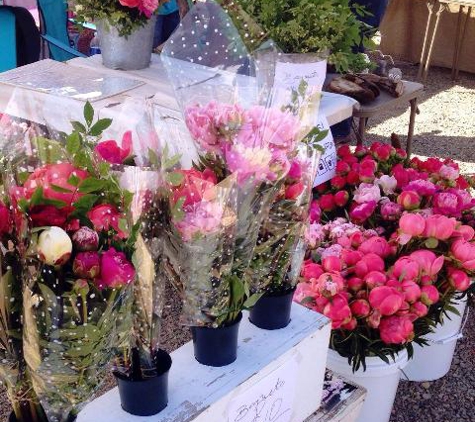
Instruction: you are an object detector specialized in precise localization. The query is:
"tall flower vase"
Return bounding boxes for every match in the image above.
[402,296,469,381]
[326,349,408,422]
[96,17,157,70]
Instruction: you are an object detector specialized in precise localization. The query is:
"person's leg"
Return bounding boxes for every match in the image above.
[153,14,165,49]
[161,10,180,43]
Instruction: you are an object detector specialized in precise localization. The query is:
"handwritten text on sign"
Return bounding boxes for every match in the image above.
[227,357,298,422]
[313,116,336,186]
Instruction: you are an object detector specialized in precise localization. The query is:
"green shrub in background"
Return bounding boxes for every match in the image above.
[237,0,374,73]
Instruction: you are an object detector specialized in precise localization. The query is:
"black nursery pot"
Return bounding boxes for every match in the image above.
[114,349,172,417]
[191,313,242,367]
[249,288,296,330]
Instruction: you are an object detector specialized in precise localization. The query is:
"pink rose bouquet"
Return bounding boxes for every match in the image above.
[1,103,138,422]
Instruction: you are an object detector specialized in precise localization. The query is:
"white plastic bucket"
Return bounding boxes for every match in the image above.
[402,297,468,382]
[326,348,408,422]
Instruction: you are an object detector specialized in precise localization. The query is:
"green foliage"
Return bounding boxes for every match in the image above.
[237,0,374,72]
[70,0,153,36]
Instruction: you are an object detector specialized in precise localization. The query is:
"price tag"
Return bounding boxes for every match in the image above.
[313,115,336,187]
[227,356,298,422]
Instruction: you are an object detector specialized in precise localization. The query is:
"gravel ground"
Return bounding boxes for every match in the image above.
[0,63,474,421]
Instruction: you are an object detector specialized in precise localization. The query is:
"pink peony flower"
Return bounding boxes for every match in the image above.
[439,164,459,181]
[398,213,426,244]
[409,250,444,278]
[301,260,324,280]
[98,248,135,289]
[451,239,475,270]
[447,267,471,291]
[171,168,217,207]
[397,191,421,210]
[294,283,315,304]
[349,201,377,224]
[410,301,428,319]
[350,299,371,318]
[353,183,381,204]
[285,182,304,200]
[403,179,438,196]
[364,271,387,289]
[342,318,358,331]
[369,286,404,316]
[354,253,385,278]
[358,236,391,258]
[73,252,100,279]
[341,250,363,267]
[347,276,364,292]
[422,214,457,240]
[381,201,403,222]
[320,194,336,212]
[367,309,382,329]
[392,257,420,281]
[379,316,414,344]
[225,144,275,183]
[433,192,463,217]
[87,204,126,238]
[72,227,99,252]
[452,225,475,241]
[288,161,302,179]
[185,103,222,154]
[23,163,89,205]
[323,293,352,329]
[138,0,160,19]
[305,223,324,249]
[94,131,132,164]
[175,201,224,241]
[334,191,349,207]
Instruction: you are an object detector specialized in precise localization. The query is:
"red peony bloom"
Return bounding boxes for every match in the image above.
[29,205,73,228]
[0,202,11,236]
[171,168,218,208]
[97,247,135,289]
[94,131,133,165]
[87,204,127,238]
[379,316,414,345]
[73,252,101,279]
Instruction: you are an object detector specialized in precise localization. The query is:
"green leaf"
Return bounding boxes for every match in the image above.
[163,153,182,170]
[67,174,81,187]
[72,194,98,214]
[229,277,245,309]
[171,197,185,222]
[66,131,81,155]
[71,121,87,134]
[89,118,113,137]
[243,292,263,309]
[50,184,73,194]
[84,101,94,127]
[166,172,184,187]
[78,178,106,194]
[148,149,159,168]
[118,218,128,234]
[30,187,44,207]
[123,190,134,209]
[17,171,30,185]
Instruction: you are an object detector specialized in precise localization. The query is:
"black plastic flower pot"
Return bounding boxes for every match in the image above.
[249,288,296,330]
[114,349,172,416]
[191,313,242,367]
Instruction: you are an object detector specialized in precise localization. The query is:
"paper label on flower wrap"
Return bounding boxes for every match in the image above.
[227,356,298,422]
[313,116,336,187]
[273,60,327,91]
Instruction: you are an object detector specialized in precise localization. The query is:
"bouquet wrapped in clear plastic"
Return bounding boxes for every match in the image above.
[0,102,138,422]
[160,0,325,302]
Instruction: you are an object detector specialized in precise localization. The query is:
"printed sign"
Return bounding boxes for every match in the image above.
[227,356,298,422]
[313,115,336,187]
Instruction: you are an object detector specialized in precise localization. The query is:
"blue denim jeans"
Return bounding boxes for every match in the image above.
[153,10,180,48]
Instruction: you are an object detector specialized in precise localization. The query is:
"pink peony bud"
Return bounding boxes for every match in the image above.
[451,239,475,270]
[349,231,365,248]
[336,161,350,175]
[350,299,371,318]
[381,201,403,222]
[397,191,421,210]
[334,191,350,207]
[337,145,352,158]
[433,192,462,217]
[358,237,392,258]
[359,166,376,183]
[322,256,342,273]
[350,201,377,224]
[420,275,433,286]
[392,257,420,281]
[369,286,405,316]
[399,213,426,241]
[73,252,101,279]
[364,271,387,289]
[309,200,321,224]
[331,176,347,190]
[346,170,360,185]
[410,301,429,319]
[342,250,363,267]
[355,253,385,278]
[315,272,345,298]
[448,267,471,292]
[373,144,394,161]
[379,316,414,344]
[423,215,457,240]
[97,247,135,289]
[285,182,305,200]
[72,227,99,252]
[323,293,352,329]
[301,261,324,280]
[293,283,315,305]
[401,280,422,304]
[347,277,365,292]
[420,285,440,305]
[367,310,382,328]
[452,225,475,241]
[319,194,335,212]
[288,161,302,179]
[341,318,358,331]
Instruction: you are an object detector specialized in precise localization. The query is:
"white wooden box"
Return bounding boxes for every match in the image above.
[78,304,331,422]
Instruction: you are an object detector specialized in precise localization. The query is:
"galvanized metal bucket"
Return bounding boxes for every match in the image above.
[96,17,156,71]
